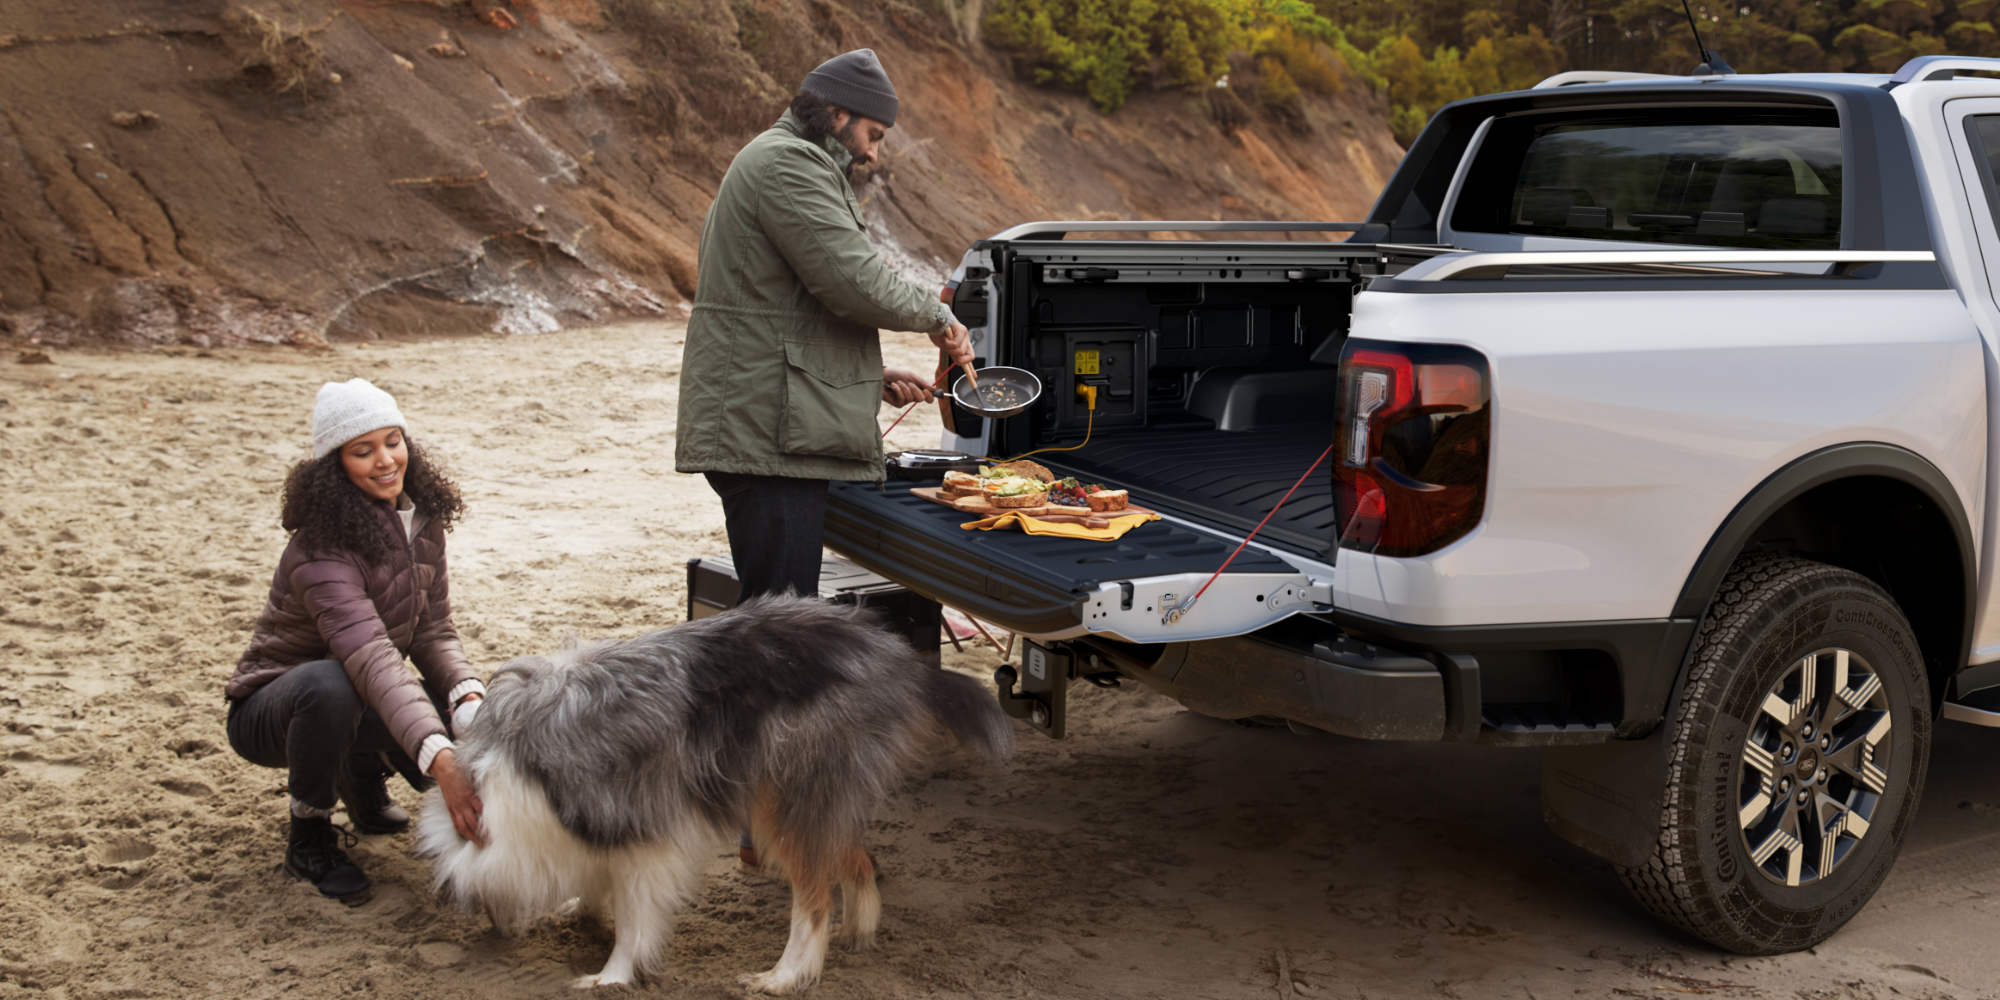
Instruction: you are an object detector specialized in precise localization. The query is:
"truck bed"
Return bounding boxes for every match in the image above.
[1036,428,1335,558]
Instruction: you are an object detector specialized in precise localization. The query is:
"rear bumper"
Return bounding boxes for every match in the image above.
[1068,610,1694,744]
[1161,631,1457,741]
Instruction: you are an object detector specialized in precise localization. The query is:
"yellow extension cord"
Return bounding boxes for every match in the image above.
[988,384,1097,464]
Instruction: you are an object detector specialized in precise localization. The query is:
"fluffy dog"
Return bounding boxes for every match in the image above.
[415,595,1013,992]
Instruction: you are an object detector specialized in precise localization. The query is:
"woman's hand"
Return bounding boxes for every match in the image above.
[450,693,482,736]
[430,747,486,846]
[882,368,937,407]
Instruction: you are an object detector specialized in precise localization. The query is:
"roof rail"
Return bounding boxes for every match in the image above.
[1407,249,1935,281]
[1533,70,1677,89]
[1887,55,2000,85]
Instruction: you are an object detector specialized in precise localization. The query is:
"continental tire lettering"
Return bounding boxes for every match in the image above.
[1709,752,1735,874]
[1834,608,1886,631]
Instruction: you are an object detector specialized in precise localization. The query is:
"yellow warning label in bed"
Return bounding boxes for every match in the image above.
[1074,350,1100,375]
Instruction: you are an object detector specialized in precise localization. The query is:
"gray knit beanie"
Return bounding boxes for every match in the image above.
[312,378,407,459]
[802,48,898,126]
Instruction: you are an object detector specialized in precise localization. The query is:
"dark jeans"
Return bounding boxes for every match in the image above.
[704,471,830,602]
[226,659,431,811]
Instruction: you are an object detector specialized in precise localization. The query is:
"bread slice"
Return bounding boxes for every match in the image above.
[993,459,1053,483]
[1086,489,1129,512]
[990,490,1049,509]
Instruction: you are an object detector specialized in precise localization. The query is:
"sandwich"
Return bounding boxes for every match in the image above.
[983,473,1049,509]
[990,459,1054,483]
[941,469,983,498]
[990,489,1050,509]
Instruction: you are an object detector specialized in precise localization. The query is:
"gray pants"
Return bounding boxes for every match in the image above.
[226,659,432,810]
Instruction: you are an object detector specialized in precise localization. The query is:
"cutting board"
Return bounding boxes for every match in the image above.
[910,486,1152,528]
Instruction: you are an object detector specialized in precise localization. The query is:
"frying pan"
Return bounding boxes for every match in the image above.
[951,366,1042,418]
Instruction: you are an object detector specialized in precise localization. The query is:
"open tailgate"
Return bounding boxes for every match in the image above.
[825,482,1310,639]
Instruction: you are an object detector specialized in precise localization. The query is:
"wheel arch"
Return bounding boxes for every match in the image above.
[1542,443,1970,872]
[1671,442,1975,712]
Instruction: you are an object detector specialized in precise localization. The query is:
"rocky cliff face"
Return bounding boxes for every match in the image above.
[0,0,1405,346]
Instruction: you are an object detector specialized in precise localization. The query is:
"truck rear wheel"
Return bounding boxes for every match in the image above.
[1619,554,1930,953]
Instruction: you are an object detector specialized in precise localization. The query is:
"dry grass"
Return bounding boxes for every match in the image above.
[223,5,337,94]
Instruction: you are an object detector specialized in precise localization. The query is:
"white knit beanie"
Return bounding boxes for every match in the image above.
[312,378,408,459]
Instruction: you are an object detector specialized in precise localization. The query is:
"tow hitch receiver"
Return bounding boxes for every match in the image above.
[994,641,1072,738]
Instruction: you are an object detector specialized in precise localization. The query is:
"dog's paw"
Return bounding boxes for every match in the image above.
[738,969,813,995]
[833,927,876,952]
[571,972,632,990]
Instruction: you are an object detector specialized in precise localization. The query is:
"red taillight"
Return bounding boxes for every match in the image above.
[1334,340,1490,557]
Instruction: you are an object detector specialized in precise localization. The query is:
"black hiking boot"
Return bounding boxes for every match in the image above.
[285,815,371,903]
[337,754,410,835]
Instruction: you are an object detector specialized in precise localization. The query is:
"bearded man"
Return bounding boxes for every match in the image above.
[676,47,975,602]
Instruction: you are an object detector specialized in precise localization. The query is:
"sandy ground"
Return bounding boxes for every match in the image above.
[4,321,2000,1000]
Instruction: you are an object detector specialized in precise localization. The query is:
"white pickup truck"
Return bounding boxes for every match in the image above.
[824,55,2000,953]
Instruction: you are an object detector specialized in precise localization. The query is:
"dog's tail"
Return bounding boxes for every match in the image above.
[922,667,1015,759]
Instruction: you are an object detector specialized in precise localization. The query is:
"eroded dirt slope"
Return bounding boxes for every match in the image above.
[0,0,1404,346]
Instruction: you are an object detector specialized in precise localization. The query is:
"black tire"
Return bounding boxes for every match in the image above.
[1619,554,1931,954]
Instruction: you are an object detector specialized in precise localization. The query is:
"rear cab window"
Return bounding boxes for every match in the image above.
[1449,107,1844,249]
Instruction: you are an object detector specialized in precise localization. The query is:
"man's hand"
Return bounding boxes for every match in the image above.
[430,747,486,847]
[927,321,975,380]
[882,368,936,407]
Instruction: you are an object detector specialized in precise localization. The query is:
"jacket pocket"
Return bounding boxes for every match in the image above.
[778,338,880,463]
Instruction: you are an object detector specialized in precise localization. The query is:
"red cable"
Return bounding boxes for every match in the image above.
[1187,442,1337,607]
[880,379,949,439]
[880,398,923,438]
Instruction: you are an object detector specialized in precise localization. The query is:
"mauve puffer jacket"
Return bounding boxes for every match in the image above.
[227,500,477,762]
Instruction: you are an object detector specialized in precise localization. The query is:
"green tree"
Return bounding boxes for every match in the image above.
[1833,22,1908,70]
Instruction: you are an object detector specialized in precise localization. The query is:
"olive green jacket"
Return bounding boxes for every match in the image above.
[676,110,950,482]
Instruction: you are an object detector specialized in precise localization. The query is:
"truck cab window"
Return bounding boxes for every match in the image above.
[1452,109,1843,249]
[1962,116,2000,225]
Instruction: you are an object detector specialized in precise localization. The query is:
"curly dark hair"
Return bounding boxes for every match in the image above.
[789,91,840,143]
[280,438,464,564]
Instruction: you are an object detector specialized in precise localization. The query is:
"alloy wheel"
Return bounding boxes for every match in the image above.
[1737,647,1893,887]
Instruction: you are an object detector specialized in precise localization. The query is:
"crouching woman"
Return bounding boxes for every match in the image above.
[224,378,487,903]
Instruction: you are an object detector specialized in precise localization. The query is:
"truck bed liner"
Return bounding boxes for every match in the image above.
[1037,428,1337,558]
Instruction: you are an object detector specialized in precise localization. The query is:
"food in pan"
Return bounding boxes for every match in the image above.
[972,382,1027,410]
